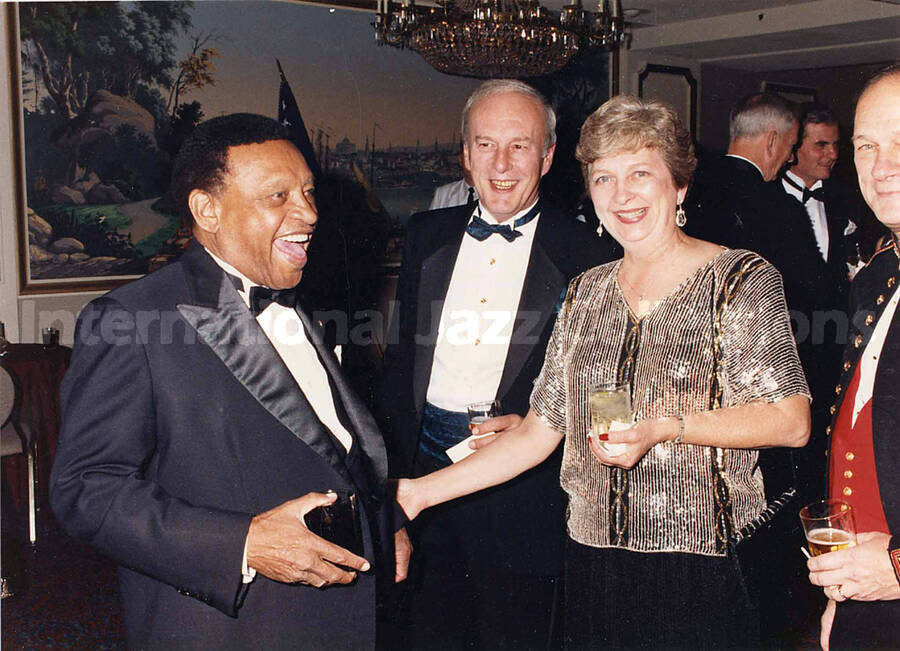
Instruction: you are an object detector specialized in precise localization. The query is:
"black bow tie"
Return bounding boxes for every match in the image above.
[783,174,825,204]
[248,285,299,316]
[801,186,826,204]
[465,202,540,242]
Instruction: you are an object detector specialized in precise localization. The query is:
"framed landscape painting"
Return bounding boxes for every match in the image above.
[9,1,482,293]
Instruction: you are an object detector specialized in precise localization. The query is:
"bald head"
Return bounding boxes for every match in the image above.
[853,66,900,233]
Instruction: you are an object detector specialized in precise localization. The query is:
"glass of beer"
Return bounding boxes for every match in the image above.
[589,382,632,457]
[467,400,502,432]
[799,499,857,556]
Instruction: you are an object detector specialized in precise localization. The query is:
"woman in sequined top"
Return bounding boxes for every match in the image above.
[396,96,811,648]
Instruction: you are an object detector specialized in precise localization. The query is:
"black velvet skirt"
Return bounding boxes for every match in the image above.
[564,539,759,650]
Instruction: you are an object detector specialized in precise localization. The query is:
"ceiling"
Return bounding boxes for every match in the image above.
[321,0,900,72]
[612,0,900,71]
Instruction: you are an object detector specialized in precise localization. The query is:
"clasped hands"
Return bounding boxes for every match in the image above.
[246,491,411,588]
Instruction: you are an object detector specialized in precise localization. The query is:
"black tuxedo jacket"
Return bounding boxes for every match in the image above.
[825,241,900,644]
[377,201,616,575]
[50,244,391,649]
[686,156,831,316]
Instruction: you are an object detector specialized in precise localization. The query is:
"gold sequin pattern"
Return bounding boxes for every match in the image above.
[531,249,810,556]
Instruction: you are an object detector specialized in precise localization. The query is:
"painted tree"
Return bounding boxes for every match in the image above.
[165,33,219,118]
[19,2,193,119]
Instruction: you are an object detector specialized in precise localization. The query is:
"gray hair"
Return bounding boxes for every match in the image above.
[729,92,797,143]
[461,79,557,154]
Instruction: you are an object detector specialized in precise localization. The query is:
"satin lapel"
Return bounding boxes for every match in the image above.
[295,305,388,488]
[412,211,469,411]
[177,269,349,479]
[496,210,566,401]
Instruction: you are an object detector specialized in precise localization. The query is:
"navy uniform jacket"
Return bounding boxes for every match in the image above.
[824,239,900,647]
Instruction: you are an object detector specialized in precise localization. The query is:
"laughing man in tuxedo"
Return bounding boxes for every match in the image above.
[50,114,409,649]
[378,80,615,649]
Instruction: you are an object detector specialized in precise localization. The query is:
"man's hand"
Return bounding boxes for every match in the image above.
[808,531,900,602]
[246,492,370,587]
[469,413,523,450]
[819,599,836,651]
[394,527,412,583]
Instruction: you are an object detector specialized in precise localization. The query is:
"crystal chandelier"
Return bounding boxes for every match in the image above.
[374,0,625,78]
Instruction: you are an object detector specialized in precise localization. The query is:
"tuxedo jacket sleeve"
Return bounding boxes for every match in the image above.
[50,294,252,616]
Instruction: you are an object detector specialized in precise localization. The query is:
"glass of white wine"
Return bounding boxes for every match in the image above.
[799,499,857,557]
[467,400,502,432]
[589,382,632,457]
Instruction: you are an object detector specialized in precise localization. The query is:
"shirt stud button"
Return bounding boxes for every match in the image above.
[480,297,487,304]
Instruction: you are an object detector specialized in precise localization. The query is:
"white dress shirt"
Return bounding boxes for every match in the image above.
[429,179,476,211]
[783,170,829,261]
[852,284,900,427]
[206,250,355,584]
[207,251,353,452]
[426,202,539,412]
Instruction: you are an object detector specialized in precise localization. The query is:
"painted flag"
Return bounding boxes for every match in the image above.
[276,59,321,177]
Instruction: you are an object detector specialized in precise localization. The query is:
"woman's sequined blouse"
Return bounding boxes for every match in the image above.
[531,249,810,556]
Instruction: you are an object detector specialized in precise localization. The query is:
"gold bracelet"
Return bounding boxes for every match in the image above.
[674,415,685,444]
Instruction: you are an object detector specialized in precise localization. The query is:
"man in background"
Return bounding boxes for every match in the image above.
[429,145,477,210]
[780,102,855,502]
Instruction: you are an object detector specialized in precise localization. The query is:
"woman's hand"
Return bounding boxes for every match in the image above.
[469,413,524,450]
[394,478,426,522]
[587,417,675,469]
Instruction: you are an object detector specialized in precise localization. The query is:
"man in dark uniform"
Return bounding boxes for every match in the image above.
[807,64,900,650]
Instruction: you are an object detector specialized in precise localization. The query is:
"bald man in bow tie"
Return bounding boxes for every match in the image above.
[378,80,616,649]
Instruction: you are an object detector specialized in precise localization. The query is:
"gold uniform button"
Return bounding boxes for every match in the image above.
[845,452,855,461]
[888,277,896,288]
[843,487,852,496]
[866,314,875,326]
[830,405,836,415]
[854,335,863,348]
[835,385,842,395]
[826,425,832,435]
[843,361,852,371]
[844,470,853,479]
[877,294,885,305]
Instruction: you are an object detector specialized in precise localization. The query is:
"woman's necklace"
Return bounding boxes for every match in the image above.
[618,269,649,302]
